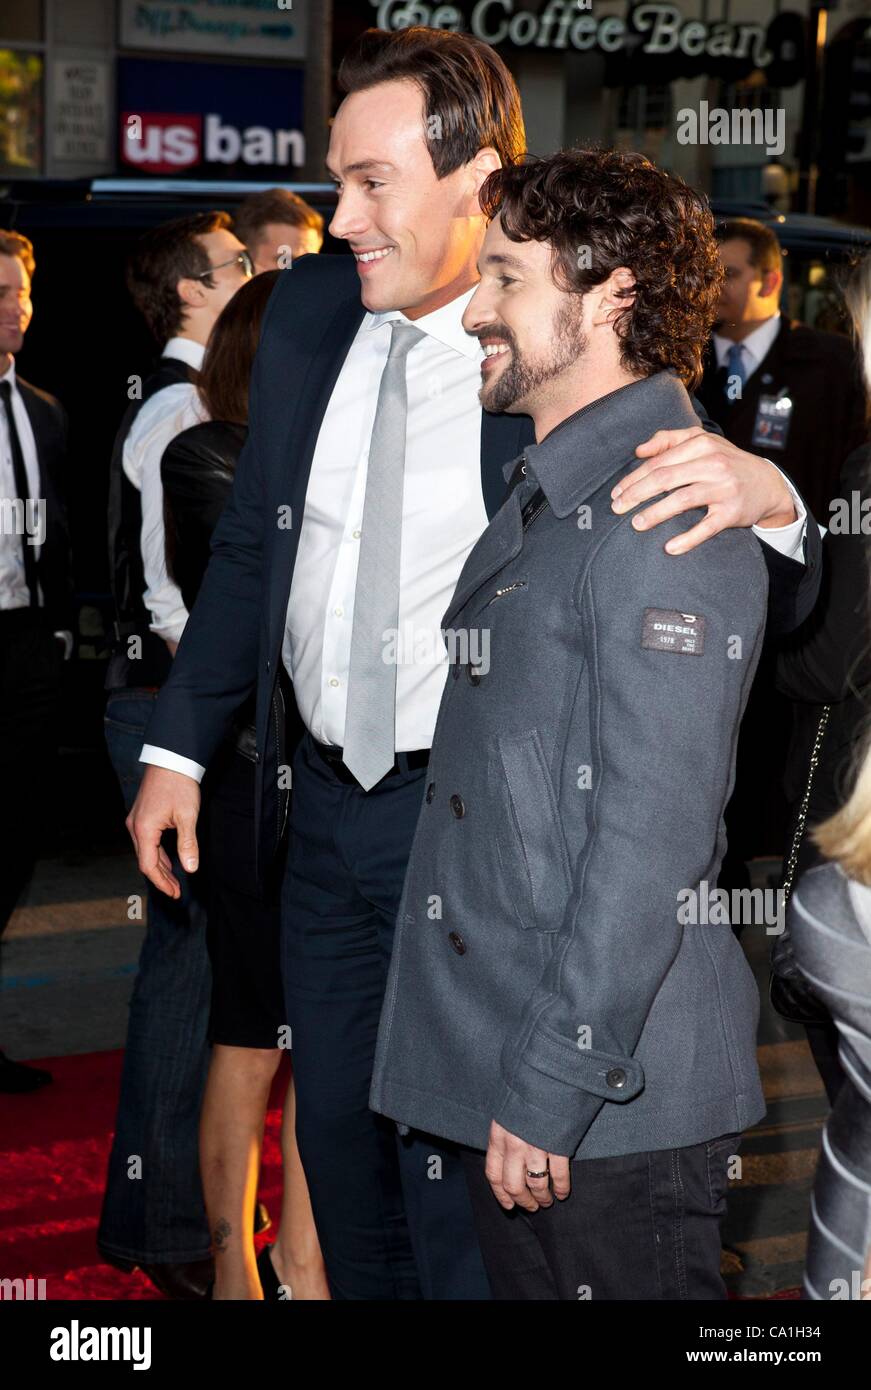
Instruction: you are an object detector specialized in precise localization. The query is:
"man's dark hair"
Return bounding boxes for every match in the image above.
[715,217,783,278]
[337,26,525,177]
[233,188,324,249]
[126,210,232,344]
[479,148,724,390]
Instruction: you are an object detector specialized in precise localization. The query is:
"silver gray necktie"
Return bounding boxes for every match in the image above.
[342,321,424,789]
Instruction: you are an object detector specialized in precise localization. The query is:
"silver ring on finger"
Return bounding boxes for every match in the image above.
[526,1168,549,1179]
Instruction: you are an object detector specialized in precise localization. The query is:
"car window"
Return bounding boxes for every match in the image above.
[780,250,855,335]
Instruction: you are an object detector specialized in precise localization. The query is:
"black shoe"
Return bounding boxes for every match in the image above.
[0,1051,52,1092]
[257,1243,287,1300]
[99,1249,214,1301]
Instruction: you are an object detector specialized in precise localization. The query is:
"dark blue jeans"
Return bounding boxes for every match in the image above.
[98,690,212,1265]
[281,733,492,1301]
[461,1131,742,1299]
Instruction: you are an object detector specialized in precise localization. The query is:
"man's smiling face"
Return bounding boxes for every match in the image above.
[462,215,588,416]
[327,78,494,319]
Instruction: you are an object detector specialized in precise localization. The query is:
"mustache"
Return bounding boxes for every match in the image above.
[473,324,517,351]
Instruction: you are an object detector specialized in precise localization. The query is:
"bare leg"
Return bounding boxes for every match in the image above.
[268,1070,331,1300]
[200,1044,280,1300]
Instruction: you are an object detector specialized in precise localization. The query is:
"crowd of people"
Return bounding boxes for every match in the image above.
[2,23,871,1302]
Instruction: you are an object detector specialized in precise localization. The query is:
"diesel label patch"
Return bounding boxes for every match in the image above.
[641,608,706,655]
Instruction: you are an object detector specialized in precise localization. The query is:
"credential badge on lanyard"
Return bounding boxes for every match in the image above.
[751,385,793,451]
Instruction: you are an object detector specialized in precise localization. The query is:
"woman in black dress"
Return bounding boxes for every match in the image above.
[162,271,328,1300]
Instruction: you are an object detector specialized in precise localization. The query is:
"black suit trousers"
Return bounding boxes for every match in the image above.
[0,610,63,929]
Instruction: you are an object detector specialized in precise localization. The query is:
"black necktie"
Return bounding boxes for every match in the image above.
[0,378,39,607]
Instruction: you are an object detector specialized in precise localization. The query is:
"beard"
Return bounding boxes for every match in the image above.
[481,299,588,414]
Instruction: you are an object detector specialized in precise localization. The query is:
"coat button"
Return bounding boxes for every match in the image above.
[467,662,482,685]
[450,794,465,818]
[448,931,466,955]
[425,781,435,804]
[606,1067,627,1089]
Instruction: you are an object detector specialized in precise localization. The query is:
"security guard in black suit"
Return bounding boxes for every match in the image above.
[697,219,868,892]
[696,218,867,522]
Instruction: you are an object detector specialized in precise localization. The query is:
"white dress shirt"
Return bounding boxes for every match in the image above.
[713,312,782,381]
[122,337,206,644]
[0,357,72,656]
[141,293,809,783]
[285,288,488,750]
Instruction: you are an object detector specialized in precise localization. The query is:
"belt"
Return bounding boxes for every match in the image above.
[310,737,430,786]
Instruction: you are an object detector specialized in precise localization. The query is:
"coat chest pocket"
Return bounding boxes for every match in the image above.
[494,729,573,932]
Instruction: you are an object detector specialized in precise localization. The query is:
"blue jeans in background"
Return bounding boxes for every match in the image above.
[98,690,212,1265]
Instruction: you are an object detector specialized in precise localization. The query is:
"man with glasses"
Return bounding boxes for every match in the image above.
[100,211,251,1300]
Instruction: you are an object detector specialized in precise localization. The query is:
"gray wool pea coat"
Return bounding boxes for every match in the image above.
[370,370,769,1159]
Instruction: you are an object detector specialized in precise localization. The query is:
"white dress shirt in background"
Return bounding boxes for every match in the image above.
[713,311,782,382]
[0,357,72,657]
[141,293,809,783]
[122,337,206,645]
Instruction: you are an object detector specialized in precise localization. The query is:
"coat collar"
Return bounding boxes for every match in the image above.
[510,370,700,519]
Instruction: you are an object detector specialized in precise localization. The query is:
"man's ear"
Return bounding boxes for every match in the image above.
[761,267,783,301]
[176,275,206,311]
[592,266,636,327]
[468,146,502,199]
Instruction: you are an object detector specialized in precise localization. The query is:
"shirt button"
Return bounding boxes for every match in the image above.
[450,794,465,819]
[425,782,435,804]
[352,529,361,539]
[606,1068,627,1089]
[328,677,339,688]
[448,931,466,955]
[333,606,344,617]
[266,658,271,672]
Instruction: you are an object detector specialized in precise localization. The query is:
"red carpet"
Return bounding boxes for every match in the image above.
[1,1050,801,1301]
[0,1049,286,1300]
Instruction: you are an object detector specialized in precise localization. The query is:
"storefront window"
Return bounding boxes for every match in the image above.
[0,49,43,174]
[618,84,672,133]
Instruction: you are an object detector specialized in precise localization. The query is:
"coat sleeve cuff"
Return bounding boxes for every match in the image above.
[493,1027,645,1155]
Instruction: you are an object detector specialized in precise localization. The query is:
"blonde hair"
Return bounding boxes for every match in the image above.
[813,253,871,879]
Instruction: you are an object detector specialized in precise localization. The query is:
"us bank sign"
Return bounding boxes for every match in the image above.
[370,1,778,66]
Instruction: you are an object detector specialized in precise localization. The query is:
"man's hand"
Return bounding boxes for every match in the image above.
[611,425,797,555]
[127,764,201,899]
[485,1120,571,1212]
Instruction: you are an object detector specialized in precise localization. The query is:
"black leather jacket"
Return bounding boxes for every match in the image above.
[161,419,258,744]
[161,418,246,613]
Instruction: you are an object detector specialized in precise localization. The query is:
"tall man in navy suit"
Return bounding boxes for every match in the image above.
[127,27,820,1299]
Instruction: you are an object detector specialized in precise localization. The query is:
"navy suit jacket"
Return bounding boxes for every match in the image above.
[144,254,821,870]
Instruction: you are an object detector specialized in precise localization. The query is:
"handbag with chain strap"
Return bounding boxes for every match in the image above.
[769,705,833,1025]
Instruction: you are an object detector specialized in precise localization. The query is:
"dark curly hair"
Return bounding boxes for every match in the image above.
[479,148,724,390]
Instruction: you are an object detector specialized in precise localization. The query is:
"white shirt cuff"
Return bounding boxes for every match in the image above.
[750,464,807,563]
[140,743,206,783]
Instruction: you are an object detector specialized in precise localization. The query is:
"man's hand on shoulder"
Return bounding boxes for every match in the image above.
[127,764,201,899]
[611,425,797,554]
